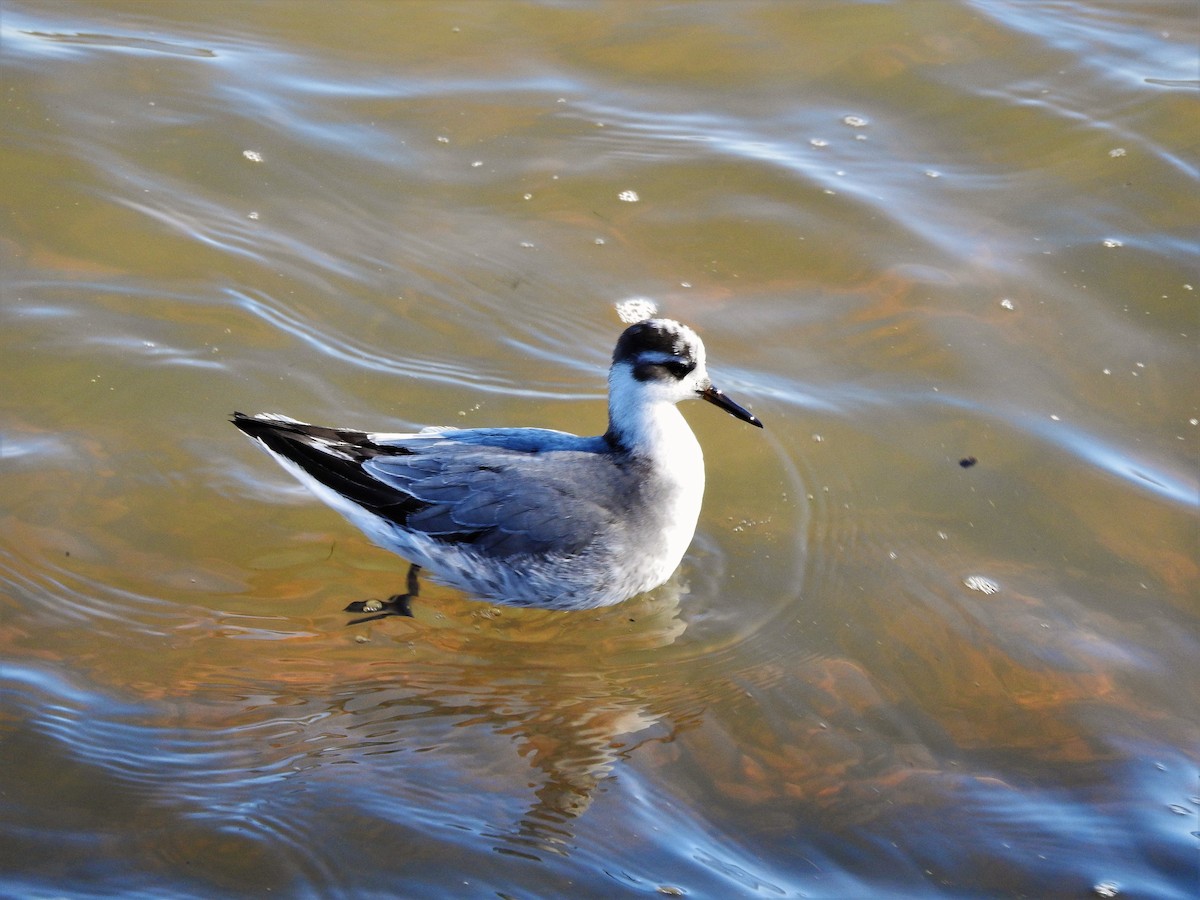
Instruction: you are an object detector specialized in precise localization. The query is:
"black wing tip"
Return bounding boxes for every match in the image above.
[230,410,257,435]
[230,411,285,441]
[230,410,252,428]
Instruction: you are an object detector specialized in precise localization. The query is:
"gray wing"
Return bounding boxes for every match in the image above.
[363,438,639,558]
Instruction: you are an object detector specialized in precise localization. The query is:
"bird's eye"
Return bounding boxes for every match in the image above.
[631,357,694,382]
[661,360,694,379]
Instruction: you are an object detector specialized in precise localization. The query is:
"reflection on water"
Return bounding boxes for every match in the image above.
[2,0,1198,897]
[2,587,702,888]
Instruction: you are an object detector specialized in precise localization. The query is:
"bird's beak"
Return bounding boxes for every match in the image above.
[701,385,763,428]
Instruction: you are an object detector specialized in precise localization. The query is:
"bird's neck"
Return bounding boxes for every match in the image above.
[605,394,704,485]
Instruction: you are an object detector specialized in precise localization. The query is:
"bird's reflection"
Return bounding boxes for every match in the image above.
[329,577,692,859]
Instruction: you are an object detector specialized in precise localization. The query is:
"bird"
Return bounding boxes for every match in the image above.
[232,317,762,615]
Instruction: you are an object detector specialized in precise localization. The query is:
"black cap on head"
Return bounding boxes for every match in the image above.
[612,319,701,384]
[612,319,695,366]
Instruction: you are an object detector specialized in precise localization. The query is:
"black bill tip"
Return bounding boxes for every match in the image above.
[701,386,763,428]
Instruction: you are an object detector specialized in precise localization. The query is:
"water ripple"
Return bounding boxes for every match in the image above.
[761,372,1197,509]
[227,287,590,400]
[3,1,1197,896]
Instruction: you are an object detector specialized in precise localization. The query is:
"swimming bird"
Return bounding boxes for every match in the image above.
[232,318,762,613]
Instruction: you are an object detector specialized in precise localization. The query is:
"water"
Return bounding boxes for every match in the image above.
[2,1,1197,896]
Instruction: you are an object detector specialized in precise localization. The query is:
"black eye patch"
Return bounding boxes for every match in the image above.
[660,359,694,378]
[632,358,695,382]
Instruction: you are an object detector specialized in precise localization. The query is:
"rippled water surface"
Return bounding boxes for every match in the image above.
[3,1,1197,897]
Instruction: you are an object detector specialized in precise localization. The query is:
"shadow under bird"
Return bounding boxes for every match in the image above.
[232,318,762,615]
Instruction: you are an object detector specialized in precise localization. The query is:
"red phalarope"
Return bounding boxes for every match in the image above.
[233,318,762,616]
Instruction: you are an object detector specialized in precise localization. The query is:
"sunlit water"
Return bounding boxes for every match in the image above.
[2,2,1197,897]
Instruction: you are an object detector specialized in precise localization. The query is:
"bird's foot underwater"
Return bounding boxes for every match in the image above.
[345,564,421,624]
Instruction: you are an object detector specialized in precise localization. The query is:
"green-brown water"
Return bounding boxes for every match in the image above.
[2,2,1197,897]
